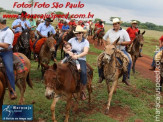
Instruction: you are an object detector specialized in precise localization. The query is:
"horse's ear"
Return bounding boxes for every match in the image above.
[22,27,24,31]
[138,30,140,35]
[142,30,145,35]
[41,63,49,70]
[47,32,50,38]
[53,63,57,70]
[113,37,120,45]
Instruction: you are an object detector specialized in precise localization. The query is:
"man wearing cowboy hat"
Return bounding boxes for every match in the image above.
[126,20,141,56]
[36,17,56,38]
[12,11,31,33]
[98,18,132,86]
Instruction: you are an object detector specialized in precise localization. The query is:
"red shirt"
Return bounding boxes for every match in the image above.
[58,23,63,30]
[160,35,163,42]
[68,21,76,26]
[126,27,139,41]
[97,24,104,29]
[95,23,99,27]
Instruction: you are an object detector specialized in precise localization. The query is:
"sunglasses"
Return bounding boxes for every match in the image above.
[113,22,120,25]
[75,32,82,34]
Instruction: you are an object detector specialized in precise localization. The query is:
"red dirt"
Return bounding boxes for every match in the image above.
[88,37,155,82]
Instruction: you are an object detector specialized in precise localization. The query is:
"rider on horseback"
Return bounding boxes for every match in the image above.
[126,20,140,56]
[0,16,17,99]
[98,18,132,86]
[12,11,31,46]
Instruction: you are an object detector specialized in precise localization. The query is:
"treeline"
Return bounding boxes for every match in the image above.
[0,7,19,14]
[121,22,163,31]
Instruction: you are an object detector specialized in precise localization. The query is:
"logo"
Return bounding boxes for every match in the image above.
[2,105,33,121]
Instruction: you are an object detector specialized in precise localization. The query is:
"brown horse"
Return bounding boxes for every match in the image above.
[38,35,56,78]
[0,71,6,114]
[128,30,145,73]
[98,38,131,114]
[42,62,93,122]
[0,53,33,106]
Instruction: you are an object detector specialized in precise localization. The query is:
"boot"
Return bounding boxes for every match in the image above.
[149,66,155,71]
[98,77,103,83]
[139,53,143,57]
[9,88,17,100]
[122,72,130,86]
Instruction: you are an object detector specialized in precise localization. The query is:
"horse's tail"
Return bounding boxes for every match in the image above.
[26,72,33,88]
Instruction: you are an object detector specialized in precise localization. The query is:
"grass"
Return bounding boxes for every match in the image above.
[1,44,162,122]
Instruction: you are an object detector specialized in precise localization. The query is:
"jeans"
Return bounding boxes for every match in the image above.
[0,50,15,91]
[151,47,163,67]
[78,60,87,85]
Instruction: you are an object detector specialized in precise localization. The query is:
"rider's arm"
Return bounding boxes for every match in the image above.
[37,31,46,38]
[103,30,111,46]
[117,30,131,46]
[0,43,9,49]
[77,47,89,58]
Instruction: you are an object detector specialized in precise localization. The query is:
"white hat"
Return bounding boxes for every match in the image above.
[73,25,87,33]
[131,20,138,24]
[112,18,122,24]
[0,16,6,23]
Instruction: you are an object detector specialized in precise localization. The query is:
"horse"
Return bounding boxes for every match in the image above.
[98,37,131,114]
[127,30,145,73]
[0,71,6,114]
[13,29,31,59]
[93,29,105,46]
[42,61,93,122]
[0,53,33,105]
[38,34,56,78]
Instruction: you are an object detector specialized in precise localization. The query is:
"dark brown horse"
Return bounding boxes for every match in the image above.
[38,35,56,78]
[0,71,6,114]
[128,30,145,73]
[42,62,93,122]
[0,53,33,106]
[13,29,31,59]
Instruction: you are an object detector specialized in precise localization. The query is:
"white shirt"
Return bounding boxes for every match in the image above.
[0,27,14,50]
[103,28,130,50]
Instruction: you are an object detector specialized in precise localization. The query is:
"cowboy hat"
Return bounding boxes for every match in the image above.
[0,16,6,23]
[73,25,87,33]
[131,20,138,24]
[45,18,53,22]
[112,18,123,24]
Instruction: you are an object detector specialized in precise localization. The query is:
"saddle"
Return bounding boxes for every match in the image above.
[0,53,27,75]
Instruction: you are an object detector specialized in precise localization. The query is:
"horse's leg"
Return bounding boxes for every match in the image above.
[19,77,26,104]
[51,94,60,122]
[105,79,118,115]
[64,94,72,122]
[132,56,137,74]
[0,80,4,114]
[87,80,92,106]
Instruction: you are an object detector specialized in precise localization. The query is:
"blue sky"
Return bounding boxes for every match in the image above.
[0,0,163,25]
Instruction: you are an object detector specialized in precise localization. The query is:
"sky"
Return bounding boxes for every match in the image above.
[0,0,163,25]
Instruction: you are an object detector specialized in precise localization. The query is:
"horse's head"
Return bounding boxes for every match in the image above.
[135,30,145,46]
[103,37,120,63]
[46,35,56,52]
[20,29,30,48]
[42,63,58,99]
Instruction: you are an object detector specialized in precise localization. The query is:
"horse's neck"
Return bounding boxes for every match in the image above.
[104,56,116,75]
[132,39,140,52]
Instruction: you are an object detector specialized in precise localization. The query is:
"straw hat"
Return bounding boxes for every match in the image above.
[112,18,123,24]
[73,25,87,33]
[131,20,138,24]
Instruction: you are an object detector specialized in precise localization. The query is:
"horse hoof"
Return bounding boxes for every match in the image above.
[105,108,109,115]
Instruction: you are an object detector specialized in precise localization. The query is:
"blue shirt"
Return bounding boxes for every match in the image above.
[62,25,70,31]
[0,27,14,50]
[36,23,56,37]
[12,19,31,33]
[68,37,89,61]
